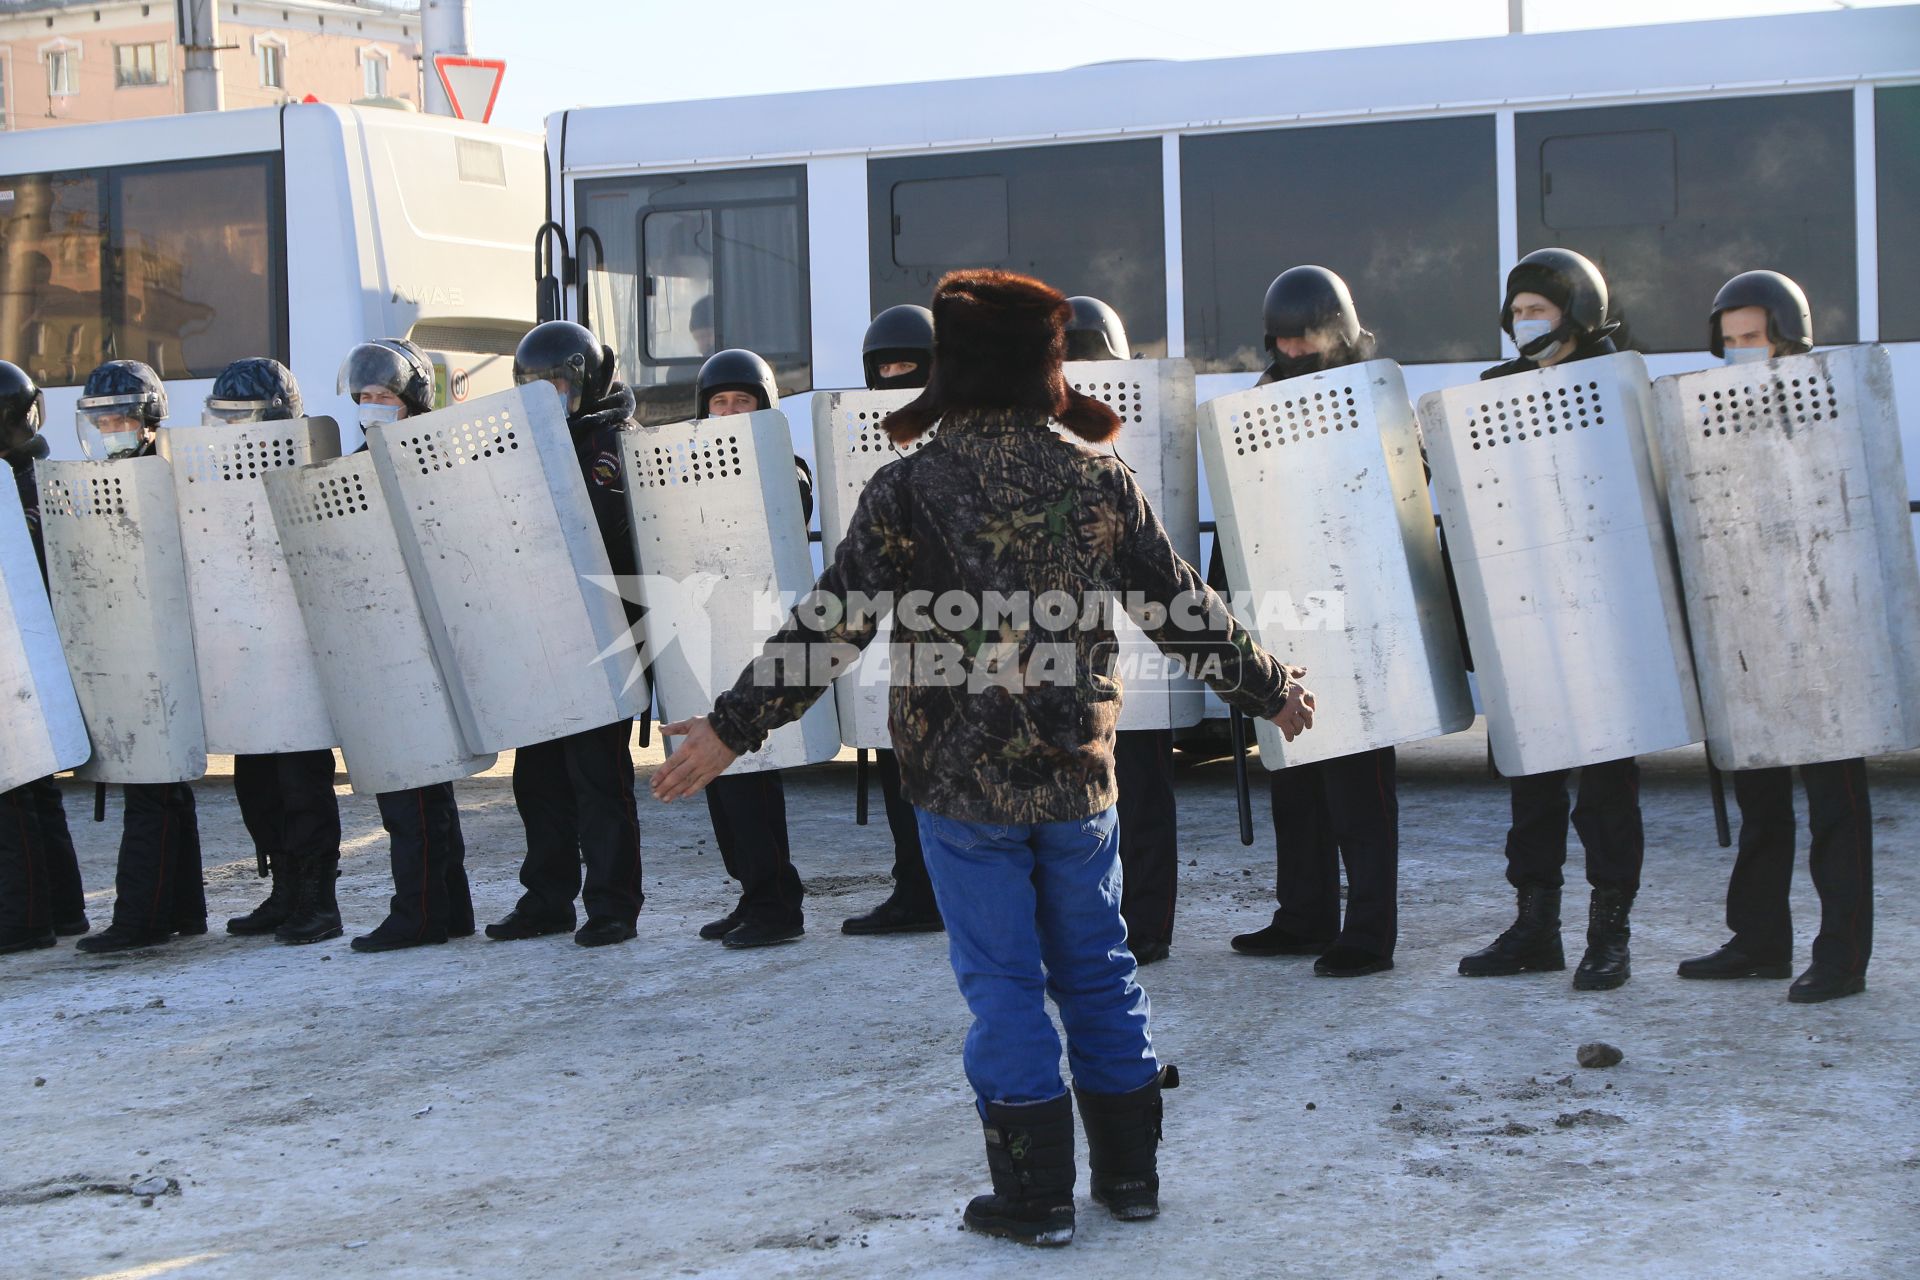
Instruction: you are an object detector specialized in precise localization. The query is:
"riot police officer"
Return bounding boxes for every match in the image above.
[492,321,644,948]
[841,306,944,935]
[1225,267,1399,977]
[1457,248,1642,991]
[1062,296,1177,965]
[335,339,478,952]
[0,360,88,954]
[205,359,348,946]
[1676,271,1870,1004]
[688,348,810,947]
[67,360,209,954]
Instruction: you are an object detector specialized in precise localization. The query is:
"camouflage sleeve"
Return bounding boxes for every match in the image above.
[706,460,914,756]
[1112,468,1294,720]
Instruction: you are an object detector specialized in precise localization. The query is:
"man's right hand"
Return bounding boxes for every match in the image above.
[1270,665,1315,741]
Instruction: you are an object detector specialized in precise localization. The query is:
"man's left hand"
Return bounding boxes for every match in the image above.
[650,716,740,801]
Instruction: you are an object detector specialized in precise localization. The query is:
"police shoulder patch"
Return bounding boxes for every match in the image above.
[592,450,622,490]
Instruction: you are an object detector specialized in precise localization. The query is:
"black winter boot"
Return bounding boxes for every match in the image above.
[1573,888,1633,991]
[1076,1065,1179,1221]
[965,1095,1077,1247]
[275,855,343,945]
[1458,885,1565,977]
[227,861,297,936]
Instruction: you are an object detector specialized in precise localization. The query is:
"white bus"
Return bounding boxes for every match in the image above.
[0,102,542,455]
[543,5,1920,517]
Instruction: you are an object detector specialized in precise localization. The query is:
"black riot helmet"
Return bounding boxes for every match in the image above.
[1499,247,1612,340]
[696,348,778,417]
[1264,266,1367,354]
[76,359,168,459]
[207,358,303,423]
[1708,270,1814,358]
[862,305,934,390]
[337,338,435,416]
[1063,296,1129,362]
[513,320,614,416]
[0,360,46,458]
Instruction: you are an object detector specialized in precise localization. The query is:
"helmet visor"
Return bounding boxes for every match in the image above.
[338,344,415,402]
[513,362,582,413]
[203,398,274,425]
[75,399,153,461]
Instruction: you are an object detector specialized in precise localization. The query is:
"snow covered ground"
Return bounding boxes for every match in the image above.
[3,726,1915,1280]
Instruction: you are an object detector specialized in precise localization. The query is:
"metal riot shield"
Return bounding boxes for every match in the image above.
[37,457,207,783]
[812,388,925,750]
[160,418,341,754]
[264,453,497,794]
[1652,345,1920,769]
[623,408,842,773]
[1418,352,1704,776]
[366,383,645,754]
[1200,361,1473,768]
[0,477,88,791]
[1064,359,1203,730]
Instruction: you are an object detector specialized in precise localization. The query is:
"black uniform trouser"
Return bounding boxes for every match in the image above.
[874,750,934,910]
[704,770,804,926]
[1268,745,1399,956]
[0,777,85,934]
[1504,758,1643,895]
[1114,729,1179,946]
[512,718,642,925]
[1728,759,1872,974]
[233,749,343,875]
[111,782,204,932]
[375,783,473,940]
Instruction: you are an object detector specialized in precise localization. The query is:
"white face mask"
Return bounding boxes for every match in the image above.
[101,430,144,458]
[1511,317,1562,363]
[357,402,402,429]
[1722,345,1771,366]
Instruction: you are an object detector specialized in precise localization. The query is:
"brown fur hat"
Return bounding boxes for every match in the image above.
[882,269,1122,445]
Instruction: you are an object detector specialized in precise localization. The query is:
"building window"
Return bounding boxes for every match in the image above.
[361,51,387,98]
[867,139,1167,357]
[1515,92,1856,353]
[1180,116,1499,369]
[114,43,167,88]
[258,40,285,90]
[576,165,811,425]
[45,46,77,97]
[0,153,288,387]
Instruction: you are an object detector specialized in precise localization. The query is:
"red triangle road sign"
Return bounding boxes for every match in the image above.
[432,55,506,123]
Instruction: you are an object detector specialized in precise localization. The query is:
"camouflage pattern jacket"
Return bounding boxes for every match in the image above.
[708,408,1296,824]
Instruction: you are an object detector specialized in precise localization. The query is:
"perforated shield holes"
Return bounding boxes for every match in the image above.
[37,473,127,520]
[1225,385,1363,456]
[632,435,745,488]
[1691,369,1842,440]
[399,409,520,476]
[1463,380,1607,452]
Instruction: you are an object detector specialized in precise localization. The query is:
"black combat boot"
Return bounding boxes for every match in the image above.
[965,1095,1078,1247]
[1,925,57,955]
[841,892,944,936]
[1572,888,1633,991]
[1076,1065,1179,1221]
[1458,885,1564,977]
[226,860,298,936]
[275,855,343,945]
[74,922,174,954]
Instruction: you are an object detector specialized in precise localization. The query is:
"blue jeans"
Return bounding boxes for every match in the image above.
[916,805,1159,1112]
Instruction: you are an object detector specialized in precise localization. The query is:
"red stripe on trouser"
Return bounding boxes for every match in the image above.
[147,808,172,929]
[14,800,40,928]
[1841,767,1868,972]
[416,791,431,940]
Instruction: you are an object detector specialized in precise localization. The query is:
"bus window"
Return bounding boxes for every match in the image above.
[867,140,1166,357]
[576,165,810,426]
[1180,116,1499,372]
[114,154,285,379]
[1517,92,1856,353]
[1877,85,1920,343]
[0,153,285,386]
[0,172,108,388]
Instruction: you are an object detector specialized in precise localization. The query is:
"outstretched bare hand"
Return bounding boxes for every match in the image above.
[650,717,739,801]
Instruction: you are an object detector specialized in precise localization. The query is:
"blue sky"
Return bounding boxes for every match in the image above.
[473,0,1904,133]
